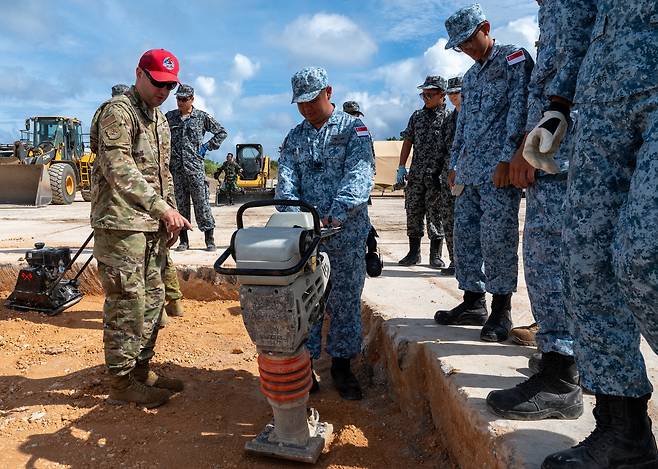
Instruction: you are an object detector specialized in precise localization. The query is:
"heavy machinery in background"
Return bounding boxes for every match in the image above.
[215,143,275,205]
[0,116,95,206]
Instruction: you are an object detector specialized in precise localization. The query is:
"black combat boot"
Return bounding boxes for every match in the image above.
[204,230,216,252]
[365,226,383,277]
[175,230,189,252]
[486,352,583,420]
[398,237,421,266]
[438,261,455,277]
[542,393,658,468]
[480,293,513,342]
[434,291,488,325]
[331,357,362,401]
[429,238,446,269]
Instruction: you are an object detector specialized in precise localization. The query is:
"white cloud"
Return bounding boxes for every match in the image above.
[280,13,377,64]
[232,54,260,80]
[493,15,539,57]
[195,76,216,96]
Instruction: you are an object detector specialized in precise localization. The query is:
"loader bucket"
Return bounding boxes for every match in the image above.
[0,163,53,206]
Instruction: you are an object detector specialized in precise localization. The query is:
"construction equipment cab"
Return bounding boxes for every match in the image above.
[236,143,271,192]
[0,116,95,206]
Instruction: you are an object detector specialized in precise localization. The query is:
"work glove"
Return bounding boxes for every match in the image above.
[198,143,208,157]
[396,166,408,185]
[523,102,569,174]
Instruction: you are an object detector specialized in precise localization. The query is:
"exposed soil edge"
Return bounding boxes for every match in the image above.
[0,262,239,301]
[362,303,521,469]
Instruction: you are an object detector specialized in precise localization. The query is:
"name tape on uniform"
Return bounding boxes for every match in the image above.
[506,50,526,66]
[355,126,369,137]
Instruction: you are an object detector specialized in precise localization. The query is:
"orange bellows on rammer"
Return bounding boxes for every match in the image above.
[258,349,312,402]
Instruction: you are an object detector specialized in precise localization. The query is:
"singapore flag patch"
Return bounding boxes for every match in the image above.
[355,126,370,137]
[506,50,526,66]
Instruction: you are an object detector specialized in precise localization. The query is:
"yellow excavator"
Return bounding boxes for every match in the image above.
[0,116,94,206]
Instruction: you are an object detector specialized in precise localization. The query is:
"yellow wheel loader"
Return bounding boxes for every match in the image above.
[215,143,275,205]
[0,116,94,206]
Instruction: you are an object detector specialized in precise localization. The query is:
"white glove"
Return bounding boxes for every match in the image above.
[523,109,568,174]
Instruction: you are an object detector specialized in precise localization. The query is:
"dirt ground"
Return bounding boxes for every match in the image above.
[0,295,455,469]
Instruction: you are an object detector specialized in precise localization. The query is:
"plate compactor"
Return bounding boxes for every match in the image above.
[215,199,337,464]
[6,233,93,315]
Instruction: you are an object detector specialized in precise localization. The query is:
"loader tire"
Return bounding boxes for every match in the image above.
[81,189,92,202]
[49,164,77,205]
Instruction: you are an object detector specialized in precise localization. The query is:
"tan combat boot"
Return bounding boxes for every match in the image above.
[509,322,539,346]
[108,374,170,408]
[165,299,184,317]
[133,361,185,393]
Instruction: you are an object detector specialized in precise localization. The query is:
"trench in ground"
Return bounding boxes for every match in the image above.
[0,262,457,468]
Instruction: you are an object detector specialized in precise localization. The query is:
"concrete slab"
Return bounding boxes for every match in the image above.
[1,196,657,468]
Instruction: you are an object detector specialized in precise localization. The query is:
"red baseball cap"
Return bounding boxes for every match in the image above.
[138,49,180,83]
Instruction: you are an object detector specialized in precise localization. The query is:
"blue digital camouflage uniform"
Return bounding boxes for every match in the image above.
[449,41,534,294]
[276,107,375,360]
[521,0,573,357]
[547,0,658,397]
[165,107,227,232]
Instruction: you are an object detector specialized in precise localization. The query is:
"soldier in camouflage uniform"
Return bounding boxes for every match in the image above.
[213,152,242,205]
[397,76,451,269]
[342,101,383,278]
[436,76,463,277]
[276,67,375,401]
[523,1,658,465]
[91,84,185,324]
[165,84,227,252]
[434,4,534,343]
[485,0,582,424]
[91,49,192,408]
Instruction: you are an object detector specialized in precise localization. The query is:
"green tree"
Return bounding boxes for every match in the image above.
[204,159,220,177]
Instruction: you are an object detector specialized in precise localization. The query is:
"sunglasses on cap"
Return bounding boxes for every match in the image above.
[142,69,177,91]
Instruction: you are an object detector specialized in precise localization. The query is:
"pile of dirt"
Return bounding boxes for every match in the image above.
[0,295,454,468]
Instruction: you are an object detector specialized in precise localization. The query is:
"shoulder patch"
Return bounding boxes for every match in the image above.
[506,50,526,66]
[355,126,369,137]
[104,124,122,141]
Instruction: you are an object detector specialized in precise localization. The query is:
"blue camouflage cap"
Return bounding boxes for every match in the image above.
[175,84,194,97]
[444,4,487,50]
[291,67,328,103]
[446,75,463,93]
[417,75,447,91]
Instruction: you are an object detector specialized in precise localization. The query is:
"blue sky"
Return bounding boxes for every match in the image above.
[0,0,539,161]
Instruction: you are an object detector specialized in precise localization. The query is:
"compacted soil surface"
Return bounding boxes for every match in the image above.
[0,295,454,468]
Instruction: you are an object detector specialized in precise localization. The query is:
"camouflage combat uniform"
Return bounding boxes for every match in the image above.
[165,108,227,232]
[520,0,574,357]
[548,0,658,397]
[214,160,242,203]
[276,107,375,360]
[90,86,175,376]
[449,42,533,295]
[91,85,182,312]
[439,108,458,262]
[400,104,450,242]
